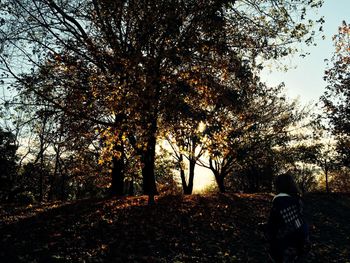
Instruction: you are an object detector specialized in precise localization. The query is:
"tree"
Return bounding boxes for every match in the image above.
[322,21,350,168]
[165,122,207,195]
[315,139,337,194]
[196,68,259,192]
[0,128,18,201]
[201,82,310,193]
[329,167,350,193]
[154,148,179,195]
[1,0,324,199]
[159,80,209,195]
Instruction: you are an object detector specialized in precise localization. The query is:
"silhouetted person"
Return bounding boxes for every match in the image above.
[266,173,309,262]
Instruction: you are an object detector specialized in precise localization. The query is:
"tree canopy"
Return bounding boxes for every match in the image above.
[0,0,326,199]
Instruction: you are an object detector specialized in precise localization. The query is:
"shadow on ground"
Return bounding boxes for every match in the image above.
[0,193,349,262]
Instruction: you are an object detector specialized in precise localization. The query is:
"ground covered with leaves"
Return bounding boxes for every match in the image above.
[0,193,349,262]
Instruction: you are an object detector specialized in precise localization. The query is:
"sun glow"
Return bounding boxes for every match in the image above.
[158,139,217,193]
[192,166,216,193]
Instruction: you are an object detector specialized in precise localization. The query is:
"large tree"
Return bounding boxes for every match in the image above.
[1,0,324,198]
[322,21,350,168]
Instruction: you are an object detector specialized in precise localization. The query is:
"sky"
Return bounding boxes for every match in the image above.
[261,0,350,106]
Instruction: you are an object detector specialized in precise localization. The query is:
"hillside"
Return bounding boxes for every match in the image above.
[0,193,349,262]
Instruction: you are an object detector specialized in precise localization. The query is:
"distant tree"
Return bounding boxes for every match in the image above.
[292,163,319,193]
[19,162,50,201]
[203,83,310,193]
[329,167,350,193]
[154,148,179,195]
[315,139,338,194]
[198,59,262,193]
[160,87,208,195]
[165,123,206,195]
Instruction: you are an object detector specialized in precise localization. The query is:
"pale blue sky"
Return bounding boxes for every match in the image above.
[261,0,350,105]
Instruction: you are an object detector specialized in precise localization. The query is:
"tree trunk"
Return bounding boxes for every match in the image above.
[60,172,66,200]
[325,160,330,194]
[128,177,134,196]
[183,159,195,195]
[111,156,125,196]
[128,124,158,203]
[179,167,188,194]
[110,137,126,196]
[48,173,54,201]
[37,114,49,202]
[39,166,44,202]
[141,134,158,198]
[209,158,226,193]
[179,153,196,195]
[49,144,61,201]
[214,171,226,193]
